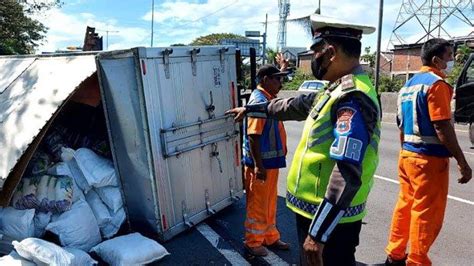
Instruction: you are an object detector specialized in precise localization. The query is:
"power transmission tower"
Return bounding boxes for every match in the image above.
[277,0,291,52]
[388,0,473,48]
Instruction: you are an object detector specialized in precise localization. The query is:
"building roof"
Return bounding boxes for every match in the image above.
[281,47,307,57]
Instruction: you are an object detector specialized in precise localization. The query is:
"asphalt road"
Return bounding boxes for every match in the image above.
[159,119,474,265]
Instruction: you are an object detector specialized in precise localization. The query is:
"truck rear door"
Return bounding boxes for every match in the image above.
[455,54,474,123]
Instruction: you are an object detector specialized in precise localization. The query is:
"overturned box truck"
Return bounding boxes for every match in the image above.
[0,46,243,245]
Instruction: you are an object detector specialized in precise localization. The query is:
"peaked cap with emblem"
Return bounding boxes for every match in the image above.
[310,14,376,50]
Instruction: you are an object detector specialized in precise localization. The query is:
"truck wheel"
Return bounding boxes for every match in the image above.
[470,123,474,147]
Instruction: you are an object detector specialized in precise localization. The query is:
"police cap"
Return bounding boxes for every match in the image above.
[310,14,375,50]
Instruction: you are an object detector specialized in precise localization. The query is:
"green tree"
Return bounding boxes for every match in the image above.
[447,44,473,85]
[361,46,376,67]
[18,0,62,14]
[0,0,60,55]
[265,48,277,64]
[190,33,248,45]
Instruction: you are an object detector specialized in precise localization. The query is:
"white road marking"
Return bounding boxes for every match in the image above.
[197,223,250,265]
[262,249,289,266]
[375,175,474,206]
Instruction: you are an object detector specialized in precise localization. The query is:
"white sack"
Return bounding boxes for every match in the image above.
[90,232,169,266]
[13,238,73,266]
[74,148,117,188]
[45,199,101,251]
[0,251,36,266]
[64,247,98,266]
[33,212,52,238]
[95,186,123,213]
[85,190,111,229]
[101,208,126,239]
[0,208,35,241]
[67,159,91,194]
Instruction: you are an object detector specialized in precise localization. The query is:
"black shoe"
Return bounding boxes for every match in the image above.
[385,256,406,266]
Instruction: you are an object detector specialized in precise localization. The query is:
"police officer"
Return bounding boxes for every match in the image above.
[226,14,380,265]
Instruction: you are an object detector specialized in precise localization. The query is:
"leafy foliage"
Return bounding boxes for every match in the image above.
[447,44,473,86]
[0,0,48,55]
[361,46,375,67]
[282,68,314,90]
[190,33,248,45]
[265,48,277,64]
[18,0,62,14]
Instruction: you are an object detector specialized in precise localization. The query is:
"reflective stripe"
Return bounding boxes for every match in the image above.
[411,88,419,135]
[261,150,285,159]
[308,132,333,148]
[286,192,365,218]
[310,120,332,136]
[321,210,345,242]
[309,203,332,238]
[246,228,266,235]
[404,134,441,144]
[369,138,379,151]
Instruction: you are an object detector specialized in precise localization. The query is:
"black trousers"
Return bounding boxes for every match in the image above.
[295,213,362,266]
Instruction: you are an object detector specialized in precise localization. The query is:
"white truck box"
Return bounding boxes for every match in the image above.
[96,47,243,240]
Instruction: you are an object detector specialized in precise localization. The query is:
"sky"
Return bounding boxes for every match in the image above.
[32,0,473,53]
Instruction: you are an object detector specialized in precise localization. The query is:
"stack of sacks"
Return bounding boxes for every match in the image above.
[74,148,125,238]
[66,148,126,239]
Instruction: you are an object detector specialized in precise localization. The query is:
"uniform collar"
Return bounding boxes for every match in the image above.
[420,66,446,78]
[257,85,276,99]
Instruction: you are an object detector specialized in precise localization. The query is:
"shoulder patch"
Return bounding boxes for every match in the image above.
[340,74,355,90]
[335,107,356,134]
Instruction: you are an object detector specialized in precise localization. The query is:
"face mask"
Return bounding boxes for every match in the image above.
[311,48,329,80]
[444,60,454,75]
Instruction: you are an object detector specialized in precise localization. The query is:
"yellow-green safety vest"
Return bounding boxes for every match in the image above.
[286,74,381,223]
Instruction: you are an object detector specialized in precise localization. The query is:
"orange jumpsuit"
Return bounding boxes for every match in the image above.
[386,66,453,265]
[244,88,287,248]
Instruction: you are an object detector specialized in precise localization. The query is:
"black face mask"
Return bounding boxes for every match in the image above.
[311,48,329,80]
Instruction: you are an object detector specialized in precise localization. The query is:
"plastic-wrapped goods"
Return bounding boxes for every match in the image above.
[12,175,73,214]
[90,233,169,266]
[43,126,69,162]
[12,238,97,266]
[48,162,84,203]
[74,148,117,188]
[0,250,36,266]
[25,150,52,176]
[46,199,102,251]
[0,208,35,241]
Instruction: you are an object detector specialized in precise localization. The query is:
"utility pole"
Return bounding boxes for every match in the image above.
[375,0,384,93]
[262,13,268,64]
[97,29,119,50]
[151,0,155,47]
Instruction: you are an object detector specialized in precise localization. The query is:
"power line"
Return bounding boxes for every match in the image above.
[178,0,239,28]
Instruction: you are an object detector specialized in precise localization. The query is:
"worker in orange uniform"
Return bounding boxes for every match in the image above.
[385,38,472,266]
[242,64,290,257]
